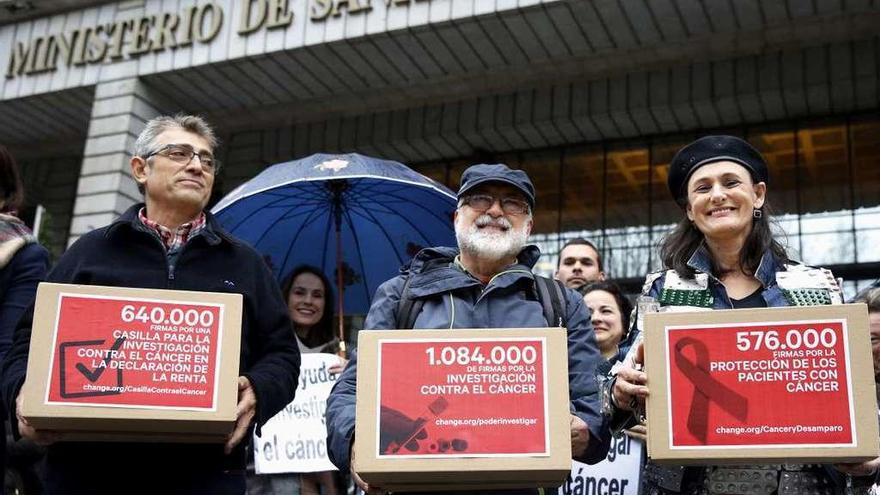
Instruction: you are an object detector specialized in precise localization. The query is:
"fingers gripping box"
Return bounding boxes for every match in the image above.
[643,304,880,465]
[353,328,573,492]
[20,283,242,442]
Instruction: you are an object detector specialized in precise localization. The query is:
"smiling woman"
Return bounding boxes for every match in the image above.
[283,266,336,352]
[685,161,766,246]
[659,135,785,294]
[581,281,632,361]
[277,264,348,495]
[248,264,347,494]
[606,135,872,495]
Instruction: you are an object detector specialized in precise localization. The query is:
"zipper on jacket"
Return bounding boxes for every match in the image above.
[166,246,192,288]
[486,268,532,286]
[132,223,177,288]
[448,293,455,329]
[166,231,208,288]
[131,214,211,289]
[478,268,533,303]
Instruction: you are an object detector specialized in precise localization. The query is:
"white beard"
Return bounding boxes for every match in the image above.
[455,213,529,261]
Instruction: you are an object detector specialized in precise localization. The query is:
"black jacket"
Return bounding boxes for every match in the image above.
[1,204,300,492]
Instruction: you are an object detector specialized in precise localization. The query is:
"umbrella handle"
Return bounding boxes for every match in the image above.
[338,340,347,359]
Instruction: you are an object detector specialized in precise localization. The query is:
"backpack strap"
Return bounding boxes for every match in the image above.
[534,276,567,327]
[394,256,454,329]
[396,273,425,329]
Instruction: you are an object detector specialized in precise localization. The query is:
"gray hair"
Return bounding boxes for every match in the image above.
[133,114,218,195]
[133,114,218,158]
[853,287,880,313]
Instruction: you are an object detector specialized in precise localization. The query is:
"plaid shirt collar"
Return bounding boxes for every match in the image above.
[138,207,206,252]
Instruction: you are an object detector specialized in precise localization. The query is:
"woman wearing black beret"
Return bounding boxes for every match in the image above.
[606,135,878,494]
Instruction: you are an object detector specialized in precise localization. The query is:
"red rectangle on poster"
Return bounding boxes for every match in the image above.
[46,293,224,410]
[665,319,854,449]
[376,338,549,457]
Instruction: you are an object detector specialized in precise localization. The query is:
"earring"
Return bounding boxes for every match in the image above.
[753,208,763,219]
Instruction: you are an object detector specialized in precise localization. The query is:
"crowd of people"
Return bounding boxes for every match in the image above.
[0,114,878,495]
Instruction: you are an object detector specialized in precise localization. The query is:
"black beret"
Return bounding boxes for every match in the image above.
[667,135,769,205]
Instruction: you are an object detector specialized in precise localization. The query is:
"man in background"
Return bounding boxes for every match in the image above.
[555,238,605,291]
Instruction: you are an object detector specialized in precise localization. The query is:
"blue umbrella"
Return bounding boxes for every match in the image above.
[211,153,458,347]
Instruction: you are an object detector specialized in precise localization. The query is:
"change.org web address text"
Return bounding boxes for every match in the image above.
[716,424,844,435]
[436,417,538,428]
[82,384,206,396]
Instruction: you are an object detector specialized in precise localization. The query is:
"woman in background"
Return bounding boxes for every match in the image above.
[283,265,342,360]
[581,281,632,363]
[0,145,49,495]
[283,265,345,495]
[248,265,346,495]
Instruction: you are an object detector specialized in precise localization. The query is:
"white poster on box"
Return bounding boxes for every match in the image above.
[558,434,642,495]
[253,353,341,474]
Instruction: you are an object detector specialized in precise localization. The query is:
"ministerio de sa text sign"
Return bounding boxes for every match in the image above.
[6,0,428,79]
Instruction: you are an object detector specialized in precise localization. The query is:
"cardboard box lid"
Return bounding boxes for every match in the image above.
[362,468,569,487]
[21,283,242,437]
[644,304,880,464]
[49,429,230,444]
[366,479,568,493]
[353,328,572,487]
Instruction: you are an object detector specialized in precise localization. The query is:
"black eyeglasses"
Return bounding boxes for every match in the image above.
[462,194,530,215]
[146,144,218,173]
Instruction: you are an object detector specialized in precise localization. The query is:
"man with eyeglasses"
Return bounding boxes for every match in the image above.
[326,163,611,495]
[1,114,300,494]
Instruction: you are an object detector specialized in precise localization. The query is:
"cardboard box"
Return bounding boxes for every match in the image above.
[20,282,243,443]
[353,328,572,492]
[643,304,880,464]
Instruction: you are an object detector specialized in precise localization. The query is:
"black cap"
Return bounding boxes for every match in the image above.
[667,135,769,205]
[458,163,536,207]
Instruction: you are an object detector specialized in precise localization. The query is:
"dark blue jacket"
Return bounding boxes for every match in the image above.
[326,246,611,493]
[1,204,300,494]
[0,240,49,495]
[0,242,49,365]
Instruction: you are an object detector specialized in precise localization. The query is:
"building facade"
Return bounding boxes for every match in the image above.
[1,0,879,297]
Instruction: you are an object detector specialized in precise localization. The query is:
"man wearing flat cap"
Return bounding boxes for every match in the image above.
[326,163,611,494]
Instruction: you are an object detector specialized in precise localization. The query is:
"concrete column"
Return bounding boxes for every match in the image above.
[68,78,163,246]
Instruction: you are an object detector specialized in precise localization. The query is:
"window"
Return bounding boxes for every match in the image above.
[410,114,880,298]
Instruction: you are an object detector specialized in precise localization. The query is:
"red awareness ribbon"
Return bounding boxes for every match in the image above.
[673,336,748,444]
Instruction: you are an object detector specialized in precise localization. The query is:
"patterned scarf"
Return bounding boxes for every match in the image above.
[0,213,36,268]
